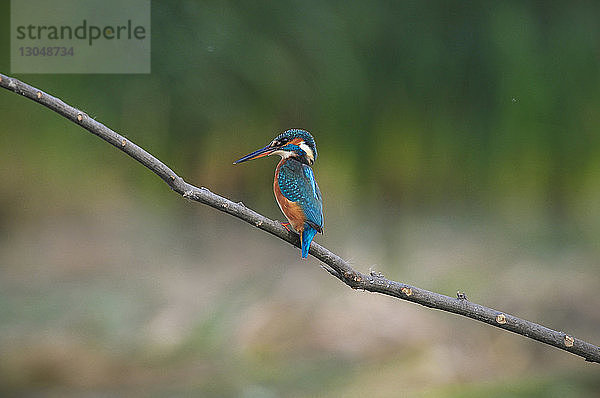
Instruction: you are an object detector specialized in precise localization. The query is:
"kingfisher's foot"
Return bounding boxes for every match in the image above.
[280,222,293,232]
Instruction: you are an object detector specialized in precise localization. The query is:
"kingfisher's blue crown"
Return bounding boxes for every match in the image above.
[272,129,317,164]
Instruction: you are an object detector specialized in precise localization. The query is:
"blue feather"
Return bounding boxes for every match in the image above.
[277,158,324,258]
[277,158,323,231]
[301,225,318,258]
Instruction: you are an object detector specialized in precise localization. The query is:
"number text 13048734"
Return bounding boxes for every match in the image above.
[18,47,74,56]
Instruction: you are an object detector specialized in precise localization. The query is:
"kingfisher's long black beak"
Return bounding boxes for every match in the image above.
[233,144,275,164]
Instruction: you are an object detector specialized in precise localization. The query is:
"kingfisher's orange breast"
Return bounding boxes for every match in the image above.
[274,159,306,233]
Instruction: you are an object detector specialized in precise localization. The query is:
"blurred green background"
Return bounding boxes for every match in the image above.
[1,1,599,397]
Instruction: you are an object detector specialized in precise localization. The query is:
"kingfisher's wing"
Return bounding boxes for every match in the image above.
[277,159,323,232]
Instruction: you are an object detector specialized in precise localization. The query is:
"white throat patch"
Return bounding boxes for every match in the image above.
[270,149,293,159]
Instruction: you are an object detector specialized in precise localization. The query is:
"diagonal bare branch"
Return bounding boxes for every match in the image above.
[1,73,598,363]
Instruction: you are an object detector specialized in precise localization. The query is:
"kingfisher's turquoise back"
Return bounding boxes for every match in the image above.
[277,158,323,257]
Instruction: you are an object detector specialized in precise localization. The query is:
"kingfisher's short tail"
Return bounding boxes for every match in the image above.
[300,225,318,258]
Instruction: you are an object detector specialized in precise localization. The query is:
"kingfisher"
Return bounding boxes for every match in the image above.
[234,129,323,258]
